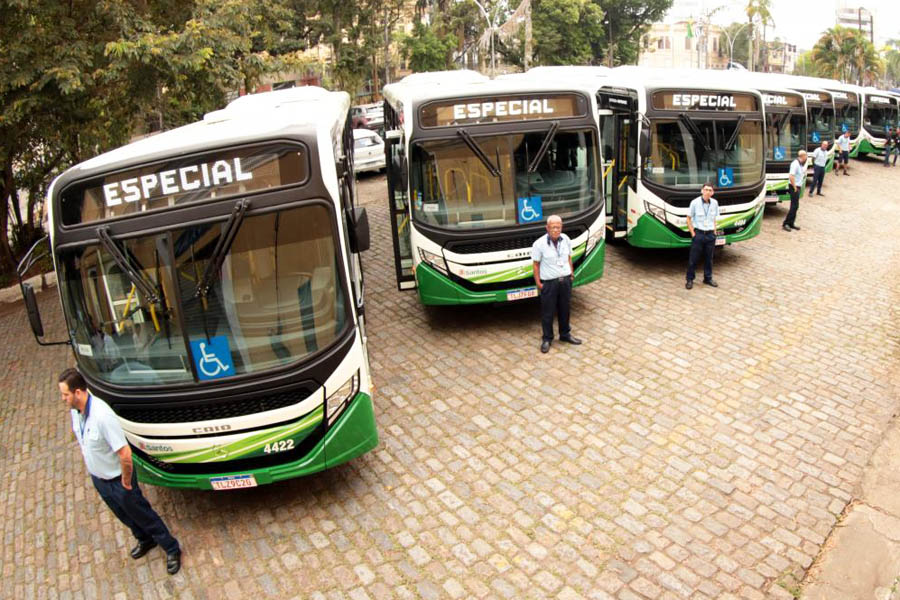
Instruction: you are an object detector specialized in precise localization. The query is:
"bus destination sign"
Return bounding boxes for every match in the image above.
[61,145,309,226]
[868,95,892,104]
[652,92,759,112]
[761,93,803,108]
[420,94,587,127]
[801,92,830,104]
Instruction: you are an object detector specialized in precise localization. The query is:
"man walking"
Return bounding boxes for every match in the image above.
[784,149,806,232]
[59,368,182,574]
[808,140,828,196]
[532,214,582,353]
[884,127,898,167]
[685,182,719,289]
[836,130,851,176]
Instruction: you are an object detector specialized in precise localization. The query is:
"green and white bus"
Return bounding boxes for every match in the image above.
[579,67,766,248]
[857,89,899,157]
[821,82,862,158]
[19,87,378,490]
[382,71,606,305]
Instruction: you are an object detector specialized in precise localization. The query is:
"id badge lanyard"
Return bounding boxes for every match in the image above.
[549,234,566,268]
[77,395,92,441]
[702,201,715,231]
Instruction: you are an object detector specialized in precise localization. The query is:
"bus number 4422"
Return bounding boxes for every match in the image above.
[264,439,295,454]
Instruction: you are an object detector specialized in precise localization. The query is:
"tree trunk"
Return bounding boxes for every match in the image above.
[0,162,16,273]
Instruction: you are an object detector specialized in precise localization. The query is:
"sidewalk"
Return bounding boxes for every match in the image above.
[802,413,900,599]
[0,271,55,305]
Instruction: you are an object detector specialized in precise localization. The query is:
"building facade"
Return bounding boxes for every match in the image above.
[639,22,729,70]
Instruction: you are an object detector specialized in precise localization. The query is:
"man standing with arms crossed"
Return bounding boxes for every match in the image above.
[685,182,720,290]
[784,149,806,232]
[836,130,851,176]
[808,139,829,196]
[59,368,182,574]
[532,215,582,353]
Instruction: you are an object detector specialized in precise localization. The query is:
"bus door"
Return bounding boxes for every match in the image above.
[384,130,416,290]
[597,91,638,237]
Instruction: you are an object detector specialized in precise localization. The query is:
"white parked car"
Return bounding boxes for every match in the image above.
[353,128,386,174]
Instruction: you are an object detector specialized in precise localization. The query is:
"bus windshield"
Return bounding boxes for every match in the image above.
[58,203,348,386]
[410,129,597,230]
[809,107,834,142]
[643,117,764,189]
[836,103,860,134]
[765,112,806,162]
[865,105,896,133]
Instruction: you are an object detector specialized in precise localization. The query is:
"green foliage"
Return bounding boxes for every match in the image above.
[811,26,882,84]
[532,0,605,65]
[598,0,673,66]
[399,22,459,72]
[793,51,820,76]
[719,23,751,67]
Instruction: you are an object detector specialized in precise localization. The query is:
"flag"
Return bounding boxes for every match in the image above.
[686,20,694,39]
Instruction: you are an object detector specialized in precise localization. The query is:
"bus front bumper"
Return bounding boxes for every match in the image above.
[857,138,884,155]
[628,205,764,249]
[415,241,605,305]
[133,392,378,490]
[765,180,791,203]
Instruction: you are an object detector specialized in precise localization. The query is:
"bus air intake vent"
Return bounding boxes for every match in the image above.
[116,388,314,424]
[447,227,584,254]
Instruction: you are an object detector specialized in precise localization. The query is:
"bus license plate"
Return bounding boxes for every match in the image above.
[210,474,258,491]
[507,287,538,301]
[715,236,726,247]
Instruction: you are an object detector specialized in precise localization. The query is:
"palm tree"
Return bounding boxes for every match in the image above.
[745,0,773,71]
[811,26,882,85]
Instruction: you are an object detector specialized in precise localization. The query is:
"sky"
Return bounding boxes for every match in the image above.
[664,0,900,51]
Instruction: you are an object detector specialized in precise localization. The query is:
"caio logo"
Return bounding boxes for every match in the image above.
[192,424,233,434]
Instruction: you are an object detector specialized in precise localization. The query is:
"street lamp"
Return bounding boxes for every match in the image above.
[721,22,751,69]
[464,0,499,76]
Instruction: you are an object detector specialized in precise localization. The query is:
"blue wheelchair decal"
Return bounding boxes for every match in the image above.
[517,196,543,224]
[717,168,735,188]
[841,123,848,133]
[811,131,820,143]
[773,146,786,161]
[190,335,235,381]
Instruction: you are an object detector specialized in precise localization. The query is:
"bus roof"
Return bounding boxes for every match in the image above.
[72,87,350,174]
[383,74,597,108]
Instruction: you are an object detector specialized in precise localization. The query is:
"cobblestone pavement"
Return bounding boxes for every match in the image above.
[2,158,899,600]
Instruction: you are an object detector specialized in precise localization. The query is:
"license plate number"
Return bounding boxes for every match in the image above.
[507,287,538,301]
[210,474,258,490]
[715,236,727,246]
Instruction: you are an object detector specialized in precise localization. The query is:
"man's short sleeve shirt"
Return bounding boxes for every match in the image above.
[789,159,806,187]
[531,233,573,280]
[71,396,127,479]
[837,136,850,152]
[813,148,828,166]
[688,197,719,232]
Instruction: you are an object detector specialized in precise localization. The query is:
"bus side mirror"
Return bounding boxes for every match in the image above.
[384,129,402,143]
[349,207,370,253]
[22,282,45,339]
[639,128,651,158]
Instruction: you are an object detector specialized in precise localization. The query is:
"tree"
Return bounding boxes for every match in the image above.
[719,22,751,67]
[399,22,459,72]
[532,0,605,65]
[793,51,820,77]
[811,26,882,85]
[597,0,673,66]
[745,0,773,71]
[885,41,900,87]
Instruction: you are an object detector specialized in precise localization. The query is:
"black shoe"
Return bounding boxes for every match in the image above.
[817,193,824,196]
[782,224,792,232]
[685,280,693,289]
[559,335,582,345]
[166,550,181,575]
[540,340,550,353]
[790,225,801,230]
[130,540,157,559]
[703,279,719,288]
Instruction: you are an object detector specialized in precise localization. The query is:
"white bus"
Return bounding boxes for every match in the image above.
[857,88,899,157]
[530,66,766,248]
[19,87,378,490]
[381,71,606,305]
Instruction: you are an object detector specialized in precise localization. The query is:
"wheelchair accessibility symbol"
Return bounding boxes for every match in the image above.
[773,146,786,161]
[841,123,848,133]
[811,131,820,143]
[717,167,735,188]
[517,195,543,224]
[190,335,235,380]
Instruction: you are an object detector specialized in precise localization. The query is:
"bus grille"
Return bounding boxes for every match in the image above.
[115,387,314,424]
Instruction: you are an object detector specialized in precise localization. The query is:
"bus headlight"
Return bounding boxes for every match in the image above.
[585,228,604,255]
[417,248,448,275]
[326,371,359,426]
[644,201,665,223]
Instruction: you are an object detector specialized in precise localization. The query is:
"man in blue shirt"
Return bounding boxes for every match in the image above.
[59,368,182,574]
[784,149,807,232]
[532,215,582,353]
[685,182,720,289]
[836,130,851,176]
[808,140,829,196]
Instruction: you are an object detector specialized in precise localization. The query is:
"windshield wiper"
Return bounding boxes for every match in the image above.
[194,198,250,299]
[96,227,159,304]
[528,121,560,173]
[724,115,746,151]
[456,129,500,177]
[678,114,711,152]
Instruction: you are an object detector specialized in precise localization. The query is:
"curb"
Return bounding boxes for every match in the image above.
[0,271,57,305]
